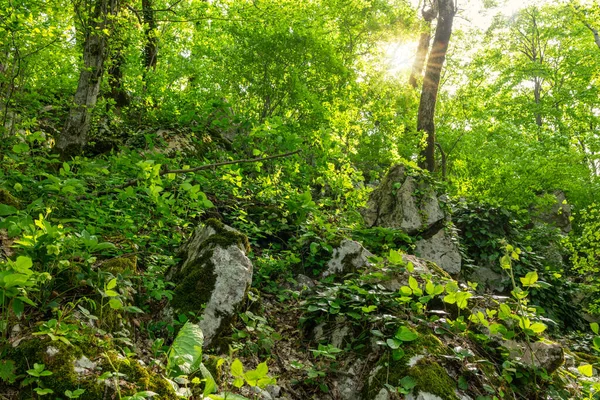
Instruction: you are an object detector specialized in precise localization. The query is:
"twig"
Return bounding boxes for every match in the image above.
[80,150,301,199]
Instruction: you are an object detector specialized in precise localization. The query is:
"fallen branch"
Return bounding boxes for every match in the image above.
[83,150,301,199]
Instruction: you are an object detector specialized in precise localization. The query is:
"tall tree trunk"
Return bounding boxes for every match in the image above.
[56,0,119,158]
[534,76,542,127]
[142,0,157,70]
[108,48,130,113]
[409,0,438,89]
[417,0,455,172]
[409,29,432,89]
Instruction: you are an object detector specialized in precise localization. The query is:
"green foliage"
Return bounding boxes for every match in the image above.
[167,321,204,377]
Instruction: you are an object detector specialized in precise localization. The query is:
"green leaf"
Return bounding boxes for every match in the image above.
[529,322,546,334]
[591,322,599,335]
[200,363,217,395]
[408,276,419,291]
[399,286,412,296]
[399,376,417,390]
[12,143,29,154]
[105,290,119,297]
[167,321,204,377]
[12,298,24,317]
[395,326,418,342]
[108,298,122,309]
[519,271,538,287]
[106,278,117,290]
[255,362,269,377]
[0,204,17,216]
[386,338,401,349]
[388,249,403,264]
[0,360,16,383]
[230,359,244,378]
[578,364,593,377]
[14,256,33,272]
[392,348,405,360]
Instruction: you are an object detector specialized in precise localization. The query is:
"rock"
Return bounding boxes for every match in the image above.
[377,254,451,292]
[73,355,97,375]
[415,230,461,275]
[406,393,445,400]
[362,164,445,235]
[295,274,315,290]
[504,340,564,373]
[533,190,572,233]
[323,240,374,277]
[168,219,253,348]
[334,358,367,400]
[373,388,390,400]
[468,266,506,292]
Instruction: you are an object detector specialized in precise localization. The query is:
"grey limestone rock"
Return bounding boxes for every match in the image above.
[504,340,564,373]
[323,240,374,278]
[362,165,445,235]
[168,220,253,348]
[415,229,461,275]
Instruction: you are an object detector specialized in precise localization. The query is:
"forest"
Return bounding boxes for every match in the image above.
[1,0,600,398]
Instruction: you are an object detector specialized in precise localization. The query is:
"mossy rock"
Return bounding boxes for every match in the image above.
[102,352,177,399]
[408,358,459,400]
[8,338,105,400]
[168,218,253,348]
[364,333,456,400]
[0,189,20,208]
[102,255,137,275]
[7,337,176,400]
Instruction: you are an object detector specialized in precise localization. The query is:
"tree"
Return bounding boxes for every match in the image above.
[55,0,120,158]
[408,0,438,89]
[417,0,456,172]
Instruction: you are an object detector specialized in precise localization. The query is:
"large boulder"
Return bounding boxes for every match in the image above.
[362,165,461,275]
[323,240,374,278]
[167,219,253,348]
[415,230,461,275]
[503,340,564,373]
[362,165,445,235]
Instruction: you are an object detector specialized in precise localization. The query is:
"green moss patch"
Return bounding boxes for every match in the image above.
[171,219,250,315]
[102,256,137,275]
[0,189,20,208]
[364,333,454,399]
[408,358,458,400]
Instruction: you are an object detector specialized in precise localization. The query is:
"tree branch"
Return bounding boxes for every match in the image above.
[83,150,301,198]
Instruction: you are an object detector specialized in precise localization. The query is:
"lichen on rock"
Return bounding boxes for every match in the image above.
[323,239,374,278]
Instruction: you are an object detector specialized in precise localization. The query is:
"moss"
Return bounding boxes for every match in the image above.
[574,351,600,364]
[204,218,250,253]
[364,333,452,399]
[171,219,250,315]
[102,256,137,275]
[408,358,458,400]
[0,188,19,208]
[9,338,105,400]
[424,260,451,279]
[171,253,217,315]
[102,352,177,399]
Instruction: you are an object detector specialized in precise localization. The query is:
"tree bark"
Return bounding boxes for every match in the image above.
[409,29,432,89]
[142,0,158,70]
[583,21,600,50]
[108,48,130,112]
[417,0,455,172]
[56,0,119,158]
[409,1,438,89]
